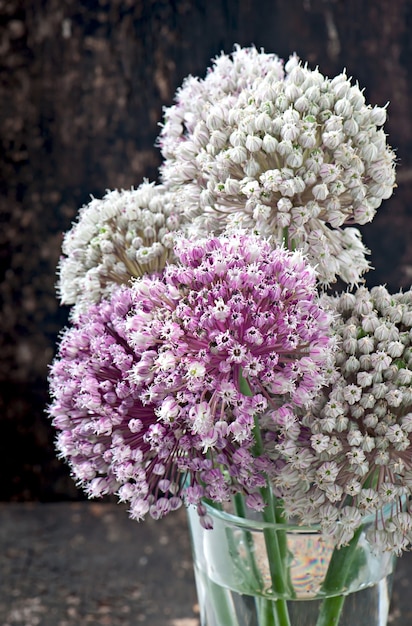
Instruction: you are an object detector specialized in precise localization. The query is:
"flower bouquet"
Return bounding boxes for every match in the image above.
[48,47,412,626]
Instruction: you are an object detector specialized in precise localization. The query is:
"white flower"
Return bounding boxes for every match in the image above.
[186,361,206,379]
[58,182,185,318]
[160,50,395,287]
[271,286,412,551]
[371,351,392,372]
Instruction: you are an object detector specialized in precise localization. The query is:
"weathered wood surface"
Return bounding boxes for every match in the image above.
[0,503,199,626]
[1,502,412,626]
[1,0,412,499]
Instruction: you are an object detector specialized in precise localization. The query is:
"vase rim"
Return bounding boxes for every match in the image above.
[199,500,321,531]
[197,497,398,533]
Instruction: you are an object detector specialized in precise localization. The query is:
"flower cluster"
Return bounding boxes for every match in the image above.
[160,53,395,286]
[49,232,335,523]
[270,286,412,552]
[158,44,284,174]
[50,46,406,559]
[58,182,184,319]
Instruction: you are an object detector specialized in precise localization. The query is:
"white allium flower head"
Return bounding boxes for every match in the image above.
[58,182,184,319]
[272,286,412,552]
[159,47,396,287]
[158,44,284,166]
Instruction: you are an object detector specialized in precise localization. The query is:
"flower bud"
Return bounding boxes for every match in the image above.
[370,106,387,126]
[245,134,263,152]
[278,139,293,156]
[230,129,246,147]
[323,131,344,150]
[312,183,329,201]
[294,95,309,112]
[334,98,353,117]
[262,134,278,153]
[228,146,247,164]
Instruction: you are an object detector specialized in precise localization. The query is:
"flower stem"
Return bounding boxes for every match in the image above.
[260,481,293,599]
[282,226,296,251]
[315,526,363,626]
[238,371,292,626]
[204,575,240,625]
[233,492,264,587]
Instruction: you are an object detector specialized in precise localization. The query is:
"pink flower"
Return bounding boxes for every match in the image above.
[49,232,335,521]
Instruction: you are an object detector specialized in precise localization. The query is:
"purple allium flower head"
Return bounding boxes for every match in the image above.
[49,231,335,522]
[48,288,196,521]
[149,231,335,410]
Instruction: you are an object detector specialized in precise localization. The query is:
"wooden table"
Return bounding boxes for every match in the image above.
[1,502,411,625]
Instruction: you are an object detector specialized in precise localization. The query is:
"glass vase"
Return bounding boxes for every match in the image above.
[187,502,396,626]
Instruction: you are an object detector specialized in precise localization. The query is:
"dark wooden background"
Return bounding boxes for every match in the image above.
[1,0,411,501]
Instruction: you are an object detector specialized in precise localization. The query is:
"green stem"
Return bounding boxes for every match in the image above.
[315,526,363,626]
[238,371,292,626]
[315,474,382,625]
[204,575,240,625]
[233,491,291,626]
[233,492,264,588]
[282,227,289,248]
[316,594,346,626]
[282,226,296,251]
[258,595,290,626]
[260,481,293,599]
